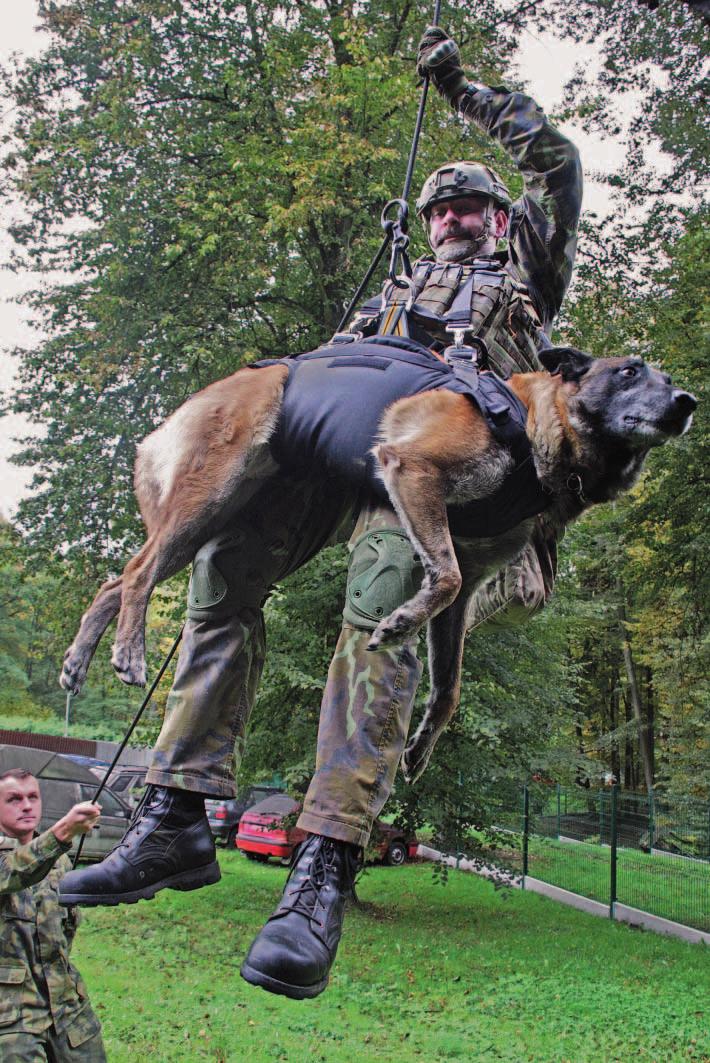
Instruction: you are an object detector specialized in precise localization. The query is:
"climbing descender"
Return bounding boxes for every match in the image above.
[377,198,418,336]
[382,198,414,290]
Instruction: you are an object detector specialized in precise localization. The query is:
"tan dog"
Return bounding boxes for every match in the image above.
[60,346,695,782]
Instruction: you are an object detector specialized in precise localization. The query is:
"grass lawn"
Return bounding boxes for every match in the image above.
[73,851,710,1063]
[528,836,710,931]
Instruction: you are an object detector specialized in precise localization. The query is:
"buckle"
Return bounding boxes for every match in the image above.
[443,333,489,371]
[328,332,362,345]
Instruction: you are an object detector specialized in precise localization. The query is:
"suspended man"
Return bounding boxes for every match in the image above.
[60,27,583,1000]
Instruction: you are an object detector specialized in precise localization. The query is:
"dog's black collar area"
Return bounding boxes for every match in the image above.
[251,339,551,538]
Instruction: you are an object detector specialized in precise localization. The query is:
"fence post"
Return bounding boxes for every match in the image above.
[648,789,655,853]
[522,784,529,882]
[609,784,618,919]
[598,789,603,845]
[556,783,561,840]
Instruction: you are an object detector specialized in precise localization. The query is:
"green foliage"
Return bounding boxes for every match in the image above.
[73,853,710,1061]
[0,2,706,835]
[0,0,523,562]
[540,0,708,202]
[557,210,709,799]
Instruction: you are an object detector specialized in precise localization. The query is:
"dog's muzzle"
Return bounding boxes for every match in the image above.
[669,389,698,435]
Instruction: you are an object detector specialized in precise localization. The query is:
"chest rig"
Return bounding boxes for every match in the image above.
[346,257,543,379]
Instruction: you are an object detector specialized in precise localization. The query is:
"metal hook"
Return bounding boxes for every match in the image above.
[381,198,412,286]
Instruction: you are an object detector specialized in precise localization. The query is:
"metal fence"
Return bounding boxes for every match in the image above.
[514,785,710,933]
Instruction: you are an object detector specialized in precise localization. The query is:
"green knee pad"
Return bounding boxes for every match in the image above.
[343,528,423,631]
[188,539,228,617]
[187,532,271,621]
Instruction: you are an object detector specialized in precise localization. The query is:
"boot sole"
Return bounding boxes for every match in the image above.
[239,960,328,1000]
[58,860,222,907]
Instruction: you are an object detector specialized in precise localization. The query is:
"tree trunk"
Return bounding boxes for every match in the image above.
[644,665,655,779]
[624,694,636,790]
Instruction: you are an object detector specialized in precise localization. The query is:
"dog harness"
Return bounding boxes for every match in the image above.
[251,337,550,538]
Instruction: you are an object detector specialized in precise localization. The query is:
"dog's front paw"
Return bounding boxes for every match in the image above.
[60,645,89,696]
[367,607,420,651]
[401,741,431,785]
[401,725,438,784]
[111,640,147,688]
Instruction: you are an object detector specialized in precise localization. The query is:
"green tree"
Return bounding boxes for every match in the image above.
[1,1,705,825]
[1,0,530,561]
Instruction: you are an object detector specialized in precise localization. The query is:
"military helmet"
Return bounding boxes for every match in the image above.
[416,161,512,219]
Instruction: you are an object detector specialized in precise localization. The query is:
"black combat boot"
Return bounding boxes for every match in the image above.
[240,833,361,999]
[58,785,220,906]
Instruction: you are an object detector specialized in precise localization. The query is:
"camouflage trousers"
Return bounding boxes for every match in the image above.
[146,471,556,847]
[0,1024,105,1063]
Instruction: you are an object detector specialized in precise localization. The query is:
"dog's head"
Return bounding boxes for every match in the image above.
[539,347,697,449]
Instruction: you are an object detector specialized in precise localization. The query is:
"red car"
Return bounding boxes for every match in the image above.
[236,794,417,866]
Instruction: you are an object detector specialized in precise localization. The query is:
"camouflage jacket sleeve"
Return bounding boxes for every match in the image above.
[457,85,583,329]
[0,830,72,894]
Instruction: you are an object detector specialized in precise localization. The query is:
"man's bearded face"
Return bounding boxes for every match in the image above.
[427,195,506,262]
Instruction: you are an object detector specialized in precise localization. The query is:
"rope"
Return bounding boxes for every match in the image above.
[72,626,184,867]
[336,0,442,328]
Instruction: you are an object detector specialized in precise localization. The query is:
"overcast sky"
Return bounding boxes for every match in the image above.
[0,4,629,518]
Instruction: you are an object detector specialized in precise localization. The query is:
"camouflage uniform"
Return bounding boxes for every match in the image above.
[0,831,105,1062]
[145,81,582,847]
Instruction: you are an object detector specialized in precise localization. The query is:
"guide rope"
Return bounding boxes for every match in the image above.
[72,627,184,867]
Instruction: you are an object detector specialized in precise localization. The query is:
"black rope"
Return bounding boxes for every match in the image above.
[72,626,184,867]
[335,233,391,333]
[335,0,442,328]
[402,0,442,204]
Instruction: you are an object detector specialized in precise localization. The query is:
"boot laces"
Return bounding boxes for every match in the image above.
[118,785,162,849]
[281,838,360,925]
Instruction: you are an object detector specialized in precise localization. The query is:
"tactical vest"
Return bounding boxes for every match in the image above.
[348,257,544,378]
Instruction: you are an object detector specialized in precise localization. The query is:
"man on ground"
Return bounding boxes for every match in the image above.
[0,769,105,1061]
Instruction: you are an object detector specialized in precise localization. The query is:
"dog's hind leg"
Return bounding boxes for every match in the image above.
[60,576,124,695]
[401,593,468,783]
[110,364,288,686]
[110,531,198,687]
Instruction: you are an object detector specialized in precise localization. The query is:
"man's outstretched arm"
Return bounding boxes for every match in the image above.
[418,27,583,328]
[0,802,100,894]
[0,831,71,893]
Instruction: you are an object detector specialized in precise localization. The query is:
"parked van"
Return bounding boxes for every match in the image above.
[0,744,132,861]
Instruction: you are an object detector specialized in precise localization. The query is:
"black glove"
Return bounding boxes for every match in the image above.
[416,26,469,103]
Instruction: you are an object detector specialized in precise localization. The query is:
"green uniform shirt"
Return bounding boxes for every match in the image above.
[0,829,95,1037]
[457,82,583,329]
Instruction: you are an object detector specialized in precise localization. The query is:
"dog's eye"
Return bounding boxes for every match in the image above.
[619,366,637,378]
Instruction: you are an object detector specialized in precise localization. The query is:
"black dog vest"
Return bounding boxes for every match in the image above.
[251,337,550,538]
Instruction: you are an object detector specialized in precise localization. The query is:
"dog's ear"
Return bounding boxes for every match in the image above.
[539,347,593,382]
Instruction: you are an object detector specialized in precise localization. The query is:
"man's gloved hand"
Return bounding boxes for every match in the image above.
[416,26,469,104]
